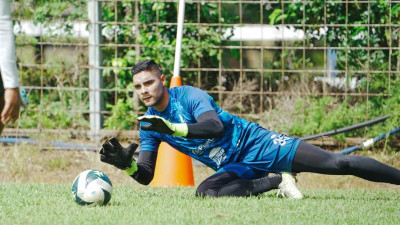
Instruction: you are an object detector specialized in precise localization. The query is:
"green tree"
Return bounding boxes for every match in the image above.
[13,0,235,130]
[269,1,400,142]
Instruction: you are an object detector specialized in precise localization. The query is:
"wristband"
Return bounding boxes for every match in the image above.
[173,123,188,137]
[125,160,138,176]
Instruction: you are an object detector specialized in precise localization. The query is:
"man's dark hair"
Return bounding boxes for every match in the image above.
[131,59,162,76]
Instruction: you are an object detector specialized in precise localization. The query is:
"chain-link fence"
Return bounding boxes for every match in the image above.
[4,0,399,147]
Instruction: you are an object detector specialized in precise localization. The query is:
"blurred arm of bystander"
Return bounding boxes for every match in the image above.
[0,0,22,132]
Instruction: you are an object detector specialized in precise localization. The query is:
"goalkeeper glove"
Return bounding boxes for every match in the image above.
[99,137,138,176]
[137,115,188,137]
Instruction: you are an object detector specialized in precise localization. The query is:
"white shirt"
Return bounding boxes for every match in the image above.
[0,0,19,89]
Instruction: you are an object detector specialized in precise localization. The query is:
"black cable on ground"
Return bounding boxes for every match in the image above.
[339,127,400,154]
[301,115,389,141]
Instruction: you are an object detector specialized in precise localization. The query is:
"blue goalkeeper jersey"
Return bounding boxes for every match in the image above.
[139,86,301,173]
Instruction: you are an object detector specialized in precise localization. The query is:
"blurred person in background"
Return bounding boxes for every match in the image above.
[0,0,22,135]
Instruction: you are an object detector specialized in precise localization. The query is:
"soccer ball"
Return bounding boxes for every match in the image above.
[71,169,113,206]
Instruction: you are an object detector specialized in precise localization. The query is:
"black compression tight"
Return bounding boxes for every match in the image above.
[196,172,282,197]
[292,142,400,185]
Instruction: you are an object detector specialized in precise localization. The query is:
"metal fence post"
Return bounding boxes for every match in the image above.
[88,0,103,141]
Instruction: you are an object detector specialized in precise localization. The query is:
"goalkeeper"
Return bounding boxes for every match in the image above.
[100,59,400,198]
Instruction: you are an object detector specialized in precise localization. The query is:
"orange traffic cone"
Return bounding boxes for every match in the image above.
[150,76,195,186]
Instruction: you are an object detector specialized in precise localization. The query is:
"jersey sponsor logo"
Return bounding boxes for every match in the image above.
[193,139,215,155]
[270,134,291,146]
[209,147,226,169]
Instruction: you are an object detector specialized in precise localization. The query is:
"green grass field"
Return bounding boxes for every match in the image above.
[1,184,399,225]
[1,147,400,224]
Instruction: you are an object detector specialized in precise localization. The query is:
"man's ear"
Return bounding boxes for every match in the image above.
[161,74,166,85]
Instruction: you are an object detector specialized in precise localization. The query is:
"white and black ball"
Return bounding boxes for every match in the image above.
[71,169,113,206]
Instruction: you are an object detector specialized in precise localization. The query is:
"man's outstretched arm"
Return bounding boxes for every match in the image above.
[131,150,157,185]
[138,110,224,139]
[99,137,157,185]
[123,110,224,184]
[186,110,224,139]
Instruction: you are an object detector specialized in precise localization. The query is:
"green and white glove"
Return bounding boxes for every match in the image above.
[99,137,138,176]
[137,115,188,137]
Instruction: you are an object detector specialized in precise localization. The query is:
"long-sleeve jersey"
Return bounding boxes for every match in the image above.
[139,86,301,172]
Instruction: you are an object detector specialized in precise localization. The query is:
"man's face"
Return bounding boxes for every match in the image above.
[133,70,166,107]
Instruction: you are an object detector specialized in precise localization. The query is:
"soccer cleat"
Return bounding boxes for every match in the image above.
[277,172,303,199]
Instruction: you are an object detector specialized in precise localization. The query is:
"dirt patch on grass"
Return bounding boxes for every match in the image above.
[1,144,400,190]
[0,143,215,186]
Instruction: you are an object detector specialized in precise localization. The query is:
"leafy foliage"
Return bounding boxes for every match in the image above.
[268,1,400,142]
[104,97,138,130]
[11,0,400,147]
[99,0,234,129]
[12,0,233,131]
